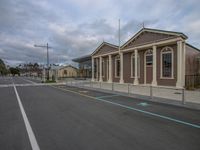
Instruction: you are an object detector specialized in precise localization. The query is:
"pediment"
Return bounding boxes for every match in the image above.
[121,28,187,50]
[92,42,118,56]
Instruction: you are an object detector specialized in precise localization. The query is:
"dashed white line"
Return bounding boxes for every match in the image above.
[13,84,40,150]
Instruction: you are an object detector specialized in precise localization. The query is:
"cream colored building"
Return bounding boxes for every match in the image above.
[58,65,77,77]
[50,65,78,79]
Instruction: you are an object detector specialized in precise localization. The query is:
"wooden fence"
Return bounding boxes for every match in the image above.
[185,75,200,89]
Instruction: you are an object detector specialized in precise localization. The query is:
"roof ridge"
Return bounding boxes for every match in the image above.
[143,27,187,36]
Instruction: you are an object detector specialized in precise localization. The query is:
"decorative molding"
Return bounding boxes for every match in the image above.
[93,37,183,58]
[91,42,118,56]
[121,28,187,49]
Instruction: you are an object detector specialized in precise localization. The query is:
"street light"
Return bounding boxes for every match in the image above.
[34,43,52,81]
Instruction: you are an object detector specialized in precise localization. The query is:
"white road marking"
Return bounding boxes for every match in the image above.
[0,82,66,88]
[13,84,40,150]
[21,78,37,84]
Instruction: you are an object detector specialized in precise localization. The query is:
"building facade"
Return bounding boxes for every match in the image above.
[50,65,78,79]
[72,55,92,78]
[91,28,200,88]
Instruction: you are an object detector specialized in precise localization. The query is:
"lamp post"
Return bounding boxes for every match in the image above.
[34,43,52,81]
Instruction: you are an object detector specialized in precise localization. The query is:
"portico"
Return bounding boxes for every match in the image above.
[91,28,189,88]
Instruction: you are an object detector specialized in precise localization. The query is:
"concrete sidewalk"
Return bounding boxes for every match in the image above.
[67,80,200,110]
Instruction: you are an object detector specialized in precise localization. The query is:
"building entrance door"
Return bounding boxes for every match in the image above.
[145,49,153,84]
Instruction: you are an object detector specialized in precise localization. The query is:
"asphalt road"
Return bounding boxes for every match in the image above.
[0,77,200,150]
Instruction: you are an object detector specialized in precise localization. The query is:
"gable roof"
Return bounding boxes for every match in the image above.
[72,54,91,63]
[121,28,188,49]
[186,43,200,52]
[91,41,118,56]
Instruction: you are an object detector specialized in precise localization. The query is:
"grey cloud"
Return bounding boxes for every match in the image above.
[0,0,200,66]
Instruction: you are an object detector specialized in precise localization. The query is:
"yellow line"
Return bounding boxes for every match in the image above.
[50,85,97,100]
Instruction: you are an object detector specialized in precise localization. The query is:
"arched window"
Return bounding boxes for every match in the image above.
[131,52,140,77]
[161,47,173,78]
[115,55,120,77]
[146,49,153,66]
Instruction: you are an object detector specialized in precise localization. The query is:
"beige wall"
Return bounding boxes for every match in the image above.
[58,66,77,77]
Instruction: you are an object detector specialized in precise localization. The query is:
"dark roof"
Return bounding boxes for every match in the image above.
[186,43,200,52]
[72,54,91,63]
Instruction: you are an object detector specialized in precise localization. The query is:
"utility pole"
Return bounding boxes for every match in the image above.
[118,19,121,54]
[34,43,52,81]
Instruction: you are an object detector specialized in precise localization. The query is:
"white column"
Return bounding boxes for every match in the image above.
[108,54,113,83]
[134,49,139,85]
[152,45,157,86]
[55,69,58,82]
[119,52,124,83]
[91,57,95,81]
[182,42,186,87]
[176,40,183,88]
[99,56,103,82]
[96,58,99,81]
[42,68,45,82]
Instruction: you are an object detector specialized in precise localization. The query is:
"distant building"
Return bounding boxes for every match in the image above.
[50,65,78,79]
[72,55,91,78]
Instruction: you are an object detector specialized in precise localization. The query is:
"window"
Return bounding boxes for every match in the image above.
[146,49,153,66]
[64,70,67,75]
[131,53,140,77]
[161,47,173,78]
[115,55,120,77]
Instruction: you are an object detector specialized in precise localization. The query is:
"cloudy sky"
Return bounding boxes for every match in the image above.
[0,0,200,66]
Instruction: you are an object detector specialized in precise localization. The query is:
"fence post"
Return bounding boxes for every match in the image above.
[150,85,153,99]
[128,84,130,95]
[112,82,114,91]
[182,88,185,104]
